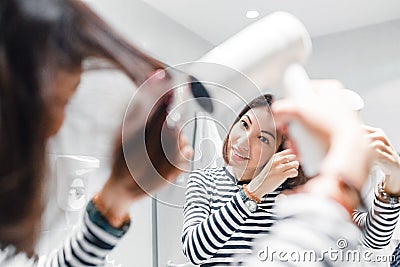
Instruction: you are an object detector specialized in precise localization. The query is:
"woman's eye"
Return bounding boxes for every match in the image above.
[240,120,248,129]
[259,136,270,144]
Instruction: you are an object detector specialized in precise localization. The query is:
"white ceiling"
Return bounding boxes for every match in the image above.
[142,0,400,45]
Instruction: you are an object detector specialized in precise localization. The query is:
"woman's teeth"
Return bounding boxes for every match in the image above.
[235,152,249,160]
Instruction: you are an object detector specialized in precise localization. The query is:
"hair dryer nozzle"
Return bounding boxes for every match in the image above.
[189,75,214,113]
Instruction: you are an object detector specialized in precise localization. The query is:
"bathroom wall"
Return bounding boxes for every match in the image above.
[307,19,400,151]
[85,0,213,65]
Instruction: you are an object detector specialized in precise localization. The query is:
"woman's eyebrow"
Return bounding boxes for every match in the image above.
[261,130,276,140]
[244,114,252,124]
[245,113,275,140]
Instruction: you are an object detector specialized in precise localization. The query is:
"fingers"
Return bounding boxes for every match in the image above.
[273,149,298,166]
[181,145,193,160]
[364,128,392,147]
[178,134,190,154]
[257,149,296,176]
[275,148,295,157]
[276,154,297,164]
[179,135,193,159]
[274,151,300,178]
[272,149,300,178]
[285,159,300,168]
[270,160,299,181]
[373,149,400,178]
[175,135,193,171]
[274,149,297,162]
[369,139,393,155]
[363,126,398,168]
[283,168,299,179]
[363,125,383,134]
[156,136,194,183]
[375,149,397,164]
[279,160,300,172]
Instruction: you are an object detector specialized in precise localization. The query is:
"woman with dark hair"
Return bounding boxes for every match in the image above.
[0,0,191,266]
[182,94,308,266]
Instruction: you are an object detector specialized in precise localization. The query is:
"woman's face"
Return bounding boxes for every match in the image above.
[227,106,278,171]
[46,68,82,137]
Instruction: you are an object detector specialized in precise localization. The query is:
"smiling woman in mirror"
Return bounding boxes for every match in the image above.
[181,94,309,266]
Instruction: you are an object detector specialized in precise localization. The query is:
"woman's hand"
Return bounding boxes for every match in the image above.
[272,82,371,191]
[247,149,299,198]
[99,132,192,225]
[270,81,372,213]
[365,125,400,195]
[96,70,193,224]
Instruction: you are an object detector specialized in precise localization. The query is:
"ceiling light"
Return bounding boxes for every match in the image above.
[246,10,259,19]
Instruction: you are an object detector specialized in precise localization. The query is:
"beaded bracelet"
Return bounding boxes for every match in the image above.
[243,184,261,204]
[375,181,400,208]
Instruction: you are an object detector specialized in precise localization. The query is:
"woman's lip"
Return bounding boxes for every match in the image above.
[232,148,249,160]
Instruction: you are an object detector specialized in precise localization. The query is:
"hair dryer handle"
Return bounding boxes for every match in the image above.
[282,64,326,177]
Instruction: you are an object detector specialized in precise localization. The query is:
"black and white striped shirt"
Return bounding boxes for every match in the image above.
[353,196,400,249]
[182,167,400,266]
[0,201,129,267]
[246,194,363,266]
[247,193,400,266]
[182,167,282,266]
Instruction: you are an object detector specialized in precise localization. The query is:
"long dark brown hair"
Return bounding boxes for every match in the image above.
[0,0,169,255]
[222,94,309,191]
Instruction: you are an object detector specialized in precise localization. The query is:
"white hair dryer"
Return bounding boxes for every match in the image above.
[188,12,324,177]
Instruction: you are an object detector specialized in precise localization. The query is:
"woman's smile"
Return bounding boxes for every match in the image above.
[231,146,250,160]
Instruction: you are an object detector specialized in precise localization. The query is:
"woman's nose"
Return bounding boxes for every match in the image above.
[236,133,250,150]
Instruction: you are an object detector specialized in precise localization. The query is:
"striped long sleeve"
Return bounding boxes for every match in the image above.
[0,201,129,267]
[353,194,400,249]
[182,169,252,265]
[182,167,280,266]
[247,194,362,267]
